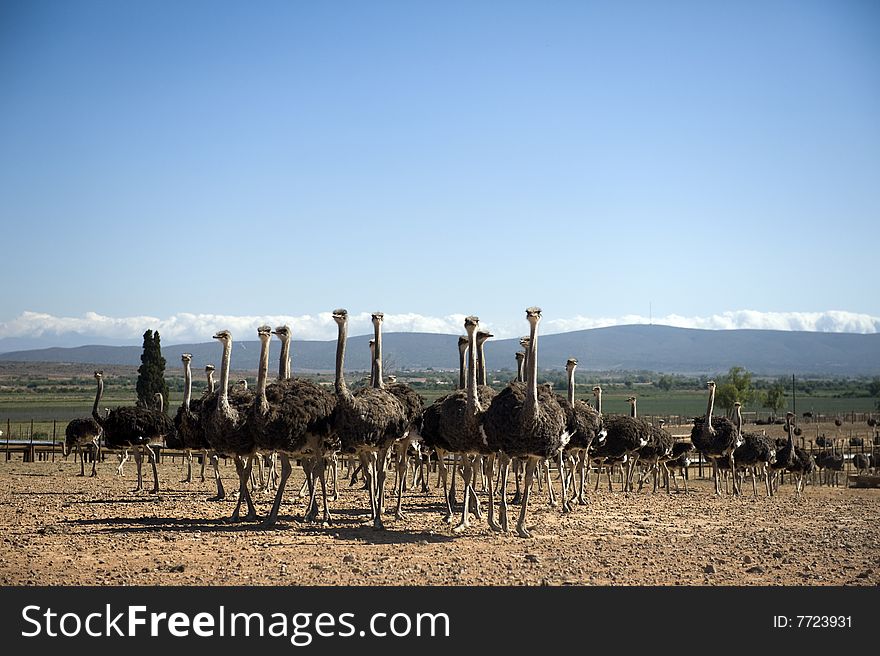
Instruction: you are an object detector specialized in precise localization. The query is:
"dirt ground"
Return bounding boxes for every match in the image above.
[1,456,878,586]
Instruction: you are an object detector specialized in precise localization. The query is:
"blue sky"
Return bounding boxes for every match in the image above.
[1,0,878,346]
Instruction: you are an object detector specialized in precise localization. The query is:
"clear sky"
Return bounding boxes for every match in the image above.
[1,0,878,345]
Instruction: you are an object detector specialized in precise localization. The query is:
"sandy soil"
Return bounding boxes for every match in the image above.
[1,457,878,586]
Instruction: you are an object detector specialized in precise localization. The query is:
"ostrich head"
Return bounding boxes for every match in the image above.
[213,329,232,345]
[205,364,215,374]
[525,306,542,323]
[94,370,104,381]
[332,309,348,325]
[457,336,468,350]
[371,312,384,326]
[476,329,493,344]
[257,325,272,340]
[515,351,525,362]
[519,336,530,349]
[566,358,578,371]
[464,316,479,332]
[181,353,192,364]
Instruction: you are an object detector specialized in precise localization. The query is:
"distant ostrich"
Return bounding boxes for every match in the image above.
[247,326,336,527]
[173,354,226,499]
[508,336,532,506]
[593,395,649,493]
[330,309,407,530]
[637,417,674,493]
[198,330,259,521]
[91,372,173,493]
[731,402,776,497]
[690,381,742,496]
[424,316,498,532]
[558,358,605,506]
[770,413,813,497]
[370,312,425,521]
[64,405,103,477]
[483,307,569,538]
[661,441,695,493]
[515,352,525,384]
[853,452,871,475]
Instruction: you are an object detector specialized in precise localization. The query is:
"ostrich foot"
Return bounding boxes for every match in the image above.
[499,505,509,533]
[77,473,85,477]
[90,471,98,478]
[207,493,226,502]
[548,499,559,508]
[562,500,573,513]
[373,517,385,531]
[394,511,405,521]
[515,523,532,539]
[511,492,522,505]
[442,513,454,524]
[488,517,502,532]
[452,519,470,534]
[243,510,260,522]
[420,484,430,494]
[577,495,587,505]
[260,517,280,529]
[150,487,159,495]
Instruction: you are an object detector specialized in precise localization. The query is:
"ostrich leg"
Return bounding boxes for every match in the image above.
[376,445,392,519]
[262,453,293,527]
[437,450,453,523]
[449,454,459,506]
[304,457,324,523]
[576,450,588,504]
[208,454,226,501]
[200,450,208,482]
[315,457,332,525]
[729,453,740,496]
[144,445,160,494]
[90,439,99,477]
[545,459,558,507]
[330,455,340,501]
[498,453,512,533]
[393,445,409,520]
[516,456,538,539]
[511,458,523,505]
[559,451,572,513]
[453,455,474,533]
[486,453,501,531]
[132,447,144,492]
[77,445,86,477]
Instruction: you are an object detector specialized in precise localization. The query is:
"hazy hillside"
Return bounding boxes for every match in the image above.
[1,325,878,376]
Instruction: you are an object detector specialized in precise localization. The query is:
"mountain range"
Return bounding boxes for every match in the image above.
[1,325,878,376]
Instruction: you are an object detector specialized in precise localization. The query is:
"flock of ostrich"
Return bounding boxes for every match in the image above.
[60,307,863,538]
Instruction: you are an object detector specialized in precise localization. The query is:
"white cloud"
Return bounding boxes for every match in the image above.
[0,309,878,346]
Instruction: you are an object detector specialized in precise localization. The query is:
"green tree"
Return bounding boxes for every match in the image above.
[715,366,756,414]
[763,383,786,417]
[868,377,880,397]
[657,375,673,391]
[136,329,169,411]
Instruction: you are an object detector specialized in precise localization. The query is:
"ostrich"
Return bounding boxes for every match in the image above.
[637,418,674,493]
[661,441,695,493]
[731,402,776,497]
[369,313,425,522]
[515,352,525,383]
[63,408,103,477]
[507,336,533,506]
[173,354,225,500]
[330,309,407,530]
[592,394,649,493]
[199,330,259,522]
[558,358,605,507]
[247,326,336,527]
[690,381,742,496]
[91,372,173,493]
[423,316,498,532]
[483,307,568,538]
[853,452,871,476]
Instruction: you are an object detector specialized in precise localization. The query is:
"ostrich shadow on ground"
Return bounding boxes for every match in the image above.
[62,513,458,543]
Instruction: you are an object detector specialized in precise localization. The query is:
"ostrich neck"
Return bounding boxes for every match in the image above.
[219,339,232,414]
[477,341,487,386]
[373,321,384,389]
[458,346,467,390]
[92,378,104,424]
[705,386,715,426]
[524,320,539,417]
[630,400,637,418]
[516,357,524,384]
[183,361,192,410]
[370,343,377,388]
[567,367,576,406]
[595,390,602,415]
[279,336,291,380]
[735,407,743,436]
[256,337,271,415]
[206,371,215,394]
[335,321,352,400]
[466,328,480,415]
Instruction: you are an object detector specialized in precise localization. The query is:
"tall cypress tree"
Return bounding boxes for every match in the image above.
[136,329,169,411]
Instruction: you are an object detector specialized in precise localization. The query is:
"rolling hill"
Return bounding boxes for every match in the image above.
[1,325,878,376]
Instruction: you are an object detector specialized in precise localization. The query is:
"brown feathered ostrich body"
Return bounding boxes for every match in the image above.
[91,372,173,493]
[64,389,103,477]
[483,307,569,538]
[558,358,605,507]
[198,330,259,521]
[331,309,407,530]
[731,402,776,497]
[592,394,650,492]
[637,416,674,493]
[423,316,499,533]
[690,381,743,495]
[246,326,337,527]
